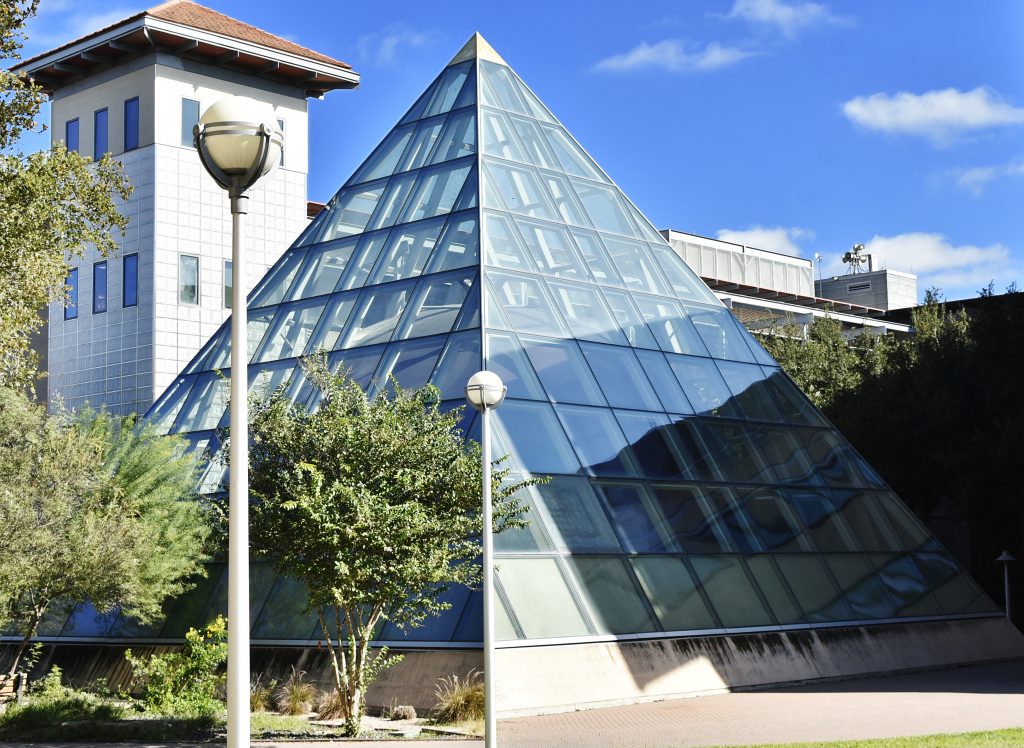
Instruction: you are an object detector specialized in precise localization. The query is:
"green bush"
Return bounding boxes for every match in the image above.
[0,666,125,737]
[125,615,227,719]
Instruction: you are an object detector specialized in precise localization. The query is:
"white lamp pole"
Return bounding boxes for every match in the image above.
[465,371,507,748]
[194,97,282,748]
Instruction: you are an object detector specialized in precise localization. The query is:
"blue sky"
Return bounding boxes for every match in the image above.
[16,0,1024,301]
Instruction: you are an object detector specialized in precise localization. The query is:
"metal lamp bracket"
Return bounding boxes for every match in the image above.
[193,121,276,215]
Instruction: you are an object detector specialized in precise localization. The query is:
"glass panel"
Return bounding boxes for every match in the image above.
[509,115,560,170]
[429,108,477,164]
[178,255,198,305]
[762,367,830,427]
[786,488,858,550]
[775,555,853,622]
[535,476,621,552]
[512,73,556,122]
[689,556,773,628]
[342,280,415,347]
[614,410,686,481]
[667,355,740,417]
[306,292,358,353]
[484,159,558,220]
[569,557,658,634]
[602,238,671,295]
[604,289,659,349]
[633,296,706,355]
[700,420,776,483]
[250,249,305,308]
[481,108,527,162]
[398,271,474,340]
[149,375,194,434]
[255,301,325,363]
[718,362,785,423]
[180,99,199,146]
[627,202,666,243]
[93,261,107,313]
[429,330,480,400]
[482,210,533,271]
[330,345,386,389]
[831,489,900,552]
[520,336,605,406]
[874,491,933,550]
[348,123,415,185]
[913,552,998,614]
[341,231,390,290]
[209,311,274,370]
[425,214,479,273]
[740,487,812,552]
[687,306,757,363]
[174,373,228,432]
[634,349,693,413]
[424,61,471,117]
[61,602,118,638]
[400,160,473,223]
[380,585,469,643]
[516,219,590,280]
[376,337,444,393]
[495,559,590,639]
[650,245,718,302]
[547,281,626,344]
[485,331,546,400]
[653,486,731,553]
[870,554,944,617]
[579,343,660,410]
[669,417,719,481]
[452,64,477,110]
[288,238,357,300]
[746,556,804,625]
[703,486,761,554]
[251,576,319,640]
[400,115,447,171]
[493,477,552,552]
[479,59,528,114]
[399,76,438,124]
[598,482,677,553]
[367,171,417,230]
[555,404,636,478]
[319,181,386,241]
[250,361,295,402]
[632,557,718,631]
[571,229,620,285]
[488,271,569,337]
[540,171,590,228]
[826,554,900,620]
[797,429,866,488]
[544,126,604,181]
[369,216,446,284]
[493,399,580,474]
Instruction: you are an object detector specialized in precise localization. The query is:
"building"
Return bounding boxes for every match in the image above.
[13,0,358,416]
[12,33,1022,715]
[816,268,919,312]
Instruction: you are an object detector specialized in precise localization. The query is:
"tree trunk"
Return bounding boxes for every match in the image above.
[318,608,347,718]
[6,605,45,677]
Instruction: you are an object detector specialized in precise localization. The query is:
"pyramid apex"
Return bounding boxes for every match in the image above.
[448,32,507,66]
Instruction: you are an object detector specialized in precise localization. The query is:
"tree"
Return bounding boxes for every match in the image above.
[247,362,531,736]
[0,388,212,680]
[0,0,131,391]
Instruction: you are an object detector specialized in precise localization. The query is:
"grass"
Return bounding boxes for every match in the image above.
[431,670,485,725]
[706,728,1024,748]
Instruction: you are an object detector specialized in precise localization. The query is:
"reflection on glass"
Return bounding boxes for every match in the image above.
[555,403,636,478]
[740,488,811,552]
[255,301,325,363]
[348,124,414,185]
[376,338,444,393]
[761,367,829,427]
[598,482,676,553]
[370,217,446,284]
[653,486,731,553]
[485,330,545,399]
[429,109,477,165]
[687,306,757,362]
[482,108,527,162]
[341,231,390,290]
[495,558,591,639]
[484,159,557,220]
[535,476,622,552]
[667,355,738,417]
[543,172,590,227]
[826,554,899,620]
[517,219,589,279]
[746,556,803,625]
[786,488,858,551]
[288,239,357,301]
[700,420,776,484]
[689,556,773,628]
[428,330,479,400]
[569,557,658,634]
[634,296,706,355]
[425,62,472,118]
[509,115,560,170]
[614,410,685,481]
[398,271,473,340]
[401,116,446,172]
[571,229,620,285]
[426,215,479,273]
[250,249,305,308]
[603,288,659,349]
[343,280,415,347]
[580,343,660,410]
[544,126,604,182]
[775,555,852,622]
[632,557,718,631]
[603,238,671,295]
[480,59,528,114]
[306,293,358,352]
[401,161,472,223]
[520,336,606,406]
[367,171,417,230]
[174,374,228,432]
[493,399,580,474]
[483,210,532,271]
[547,281,626,344]
[489,271,568,337]
[319,181,386,241]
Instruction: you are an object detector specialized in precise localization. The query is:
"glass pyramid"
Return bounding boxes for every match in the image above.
[55,34,993,646]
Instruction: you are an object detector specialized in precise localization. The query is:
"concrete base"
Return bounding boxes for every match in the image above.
[3,617,1021,717]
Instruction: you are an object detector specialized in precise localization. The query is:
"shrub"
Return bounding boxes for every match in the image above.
[125,616,227,719]
[432,670,484,724]
[0,666,125,737]
[392,704,417,721]
[250,674,277,712]
[274,666,317,716]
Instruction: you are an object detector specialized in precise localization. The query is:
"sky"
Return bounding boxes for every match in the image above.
[14,0,1024,301]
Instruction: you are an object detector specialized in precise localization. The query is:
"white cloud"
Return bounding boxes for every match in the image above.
[842,87,1024,146]
[716,225,814,256]
[26,7,136,49]
[948,158,1024,195]
[354,25,438,67]
[726,0,847,37]
[593,40,754,74]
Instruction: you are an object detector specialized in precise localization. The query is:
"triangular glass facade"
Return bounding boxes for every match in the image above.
[45,36,995,645]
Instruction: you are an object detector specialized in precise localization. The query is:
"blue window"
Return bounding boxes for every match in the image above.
[93,108,108,159]
[123,97,139,151]
[64,268,79,320]
[181,98,200,147]
[93,261,107,314]
[65,118,79,152]
[123,253,138,307]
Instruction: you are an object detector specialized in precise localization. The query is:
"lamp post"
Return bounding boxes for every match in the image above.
[194,96,282,748]
[465,371,507,748]
[996,551,1016,620]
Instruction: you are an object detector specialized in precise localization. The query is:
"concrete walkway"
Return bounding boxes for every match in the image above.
[7,660,1023,748]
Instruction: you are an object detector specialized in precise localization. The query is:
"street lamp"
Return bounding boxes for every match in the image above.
[465,370,507,748]
[997,551,1016,620]
[194,96,282,748]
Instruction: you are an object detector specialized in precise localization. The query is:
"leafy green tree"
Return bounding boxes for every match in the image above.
[0,0,131,391]
[247,362,531,736]
[0,388,212,680]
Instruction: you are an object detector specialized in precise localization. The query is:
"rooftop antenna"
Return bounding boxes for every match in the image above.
[842,243,872,274]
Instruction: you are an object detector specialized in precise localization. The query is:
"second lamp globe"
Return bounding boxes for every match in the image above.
[197,95,282,180]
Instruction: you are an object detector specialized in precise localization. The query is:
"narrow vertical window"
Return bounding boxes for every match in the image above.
[65,118,79,152]
[93,108,108,159]
[223,259,233,308]
[181,98,200,147]
[123,253,138,307]
[64,268,79,320]
[277,118,285,166]
[93,261,107,314]
[179,254,199,305]
[123,97,139,151]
